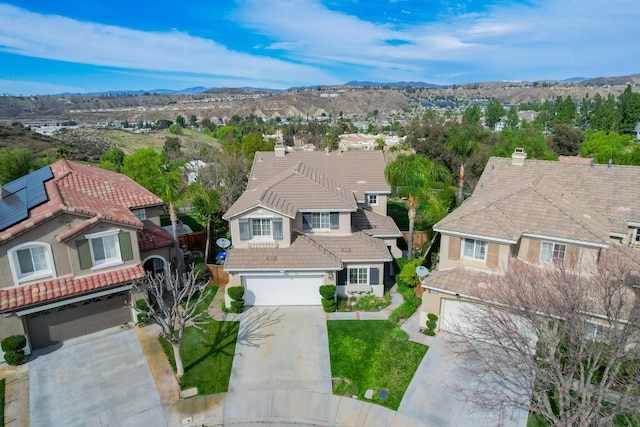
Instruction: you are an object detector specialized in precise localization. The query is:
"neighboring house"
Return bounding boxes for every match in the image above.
[420,148,640,333]
[0,160,175,352]
[222,144,402,306]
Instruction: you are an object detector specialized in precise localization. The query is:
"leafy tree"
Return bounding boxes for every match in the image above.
[156,119,173,130]
[591,94,620,132]
[485,100,506,130]
[175,114,186,127]
[168,123,183,135]
[581,130,636,164]
[504,106,519,130]
[189,114,198,128]
[186,183,221,263]
[489,128,557,161]
[462,104,482,127]
[215,125,242,146]
[240,132,274,162]
[162,136,182,161]
[618,84,640,131]
[97,147,125,172]
[553,96,577,127]
[121,148,164,192]
[201,118,212,130]
[132,266,211,378]
[385,154,451,259]
[0,148,33,184]
[449,256,640,427]
[549,124,584,156]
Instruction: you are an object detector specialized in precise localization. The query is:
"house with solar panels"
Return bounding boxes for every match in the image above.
[0,159,175,352]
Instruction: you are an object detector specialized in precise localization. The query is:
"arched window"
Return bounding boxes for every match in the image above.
[8,242,57,284]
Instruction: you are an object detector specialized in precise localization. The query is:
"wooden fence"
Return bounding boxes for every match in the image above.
[400,231,430,250]
[207,264,229,287]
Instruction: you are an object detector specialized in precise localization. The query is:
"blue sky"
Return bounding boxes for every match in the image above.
[0,0,638,95]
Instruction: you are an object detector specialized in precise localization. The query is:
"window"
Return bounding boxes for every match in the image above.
[462,238,487,261]
[131,208,146,221]
[251,218,272,237]
[239,217,283,241]
[348,267,368,285]
[367,194,378,206]
[633,228,640,245]
[303,212,339,231]
[85,230,122,269]
[540,241,566,265]
[8,242,56,284]
[585,322,609,343]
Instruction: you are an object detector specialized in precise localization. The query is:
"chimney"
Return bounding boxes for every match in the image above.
[274,141,286,157]
[511,148,527,166]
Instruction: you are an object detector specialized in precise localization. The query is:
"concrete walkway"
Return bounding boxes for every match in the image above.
[136,324,181,404]
[1,363,29,427]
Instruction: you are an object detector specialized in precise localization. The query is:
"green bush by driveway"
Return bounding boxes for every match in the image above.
[327,320,428,410]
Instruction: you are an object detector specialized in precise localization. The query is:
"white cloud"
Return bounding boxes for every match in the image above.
[0,4,338,87]
[0,79,88,95]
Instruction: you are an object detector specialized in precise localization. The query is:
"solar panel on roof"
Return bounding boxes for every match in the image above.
[0,165,53,231]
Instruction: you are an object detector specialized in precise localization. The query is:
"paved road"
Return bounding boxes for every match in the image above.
[29,326,167,427]
[228,306,332,393]
[398,334,529,427]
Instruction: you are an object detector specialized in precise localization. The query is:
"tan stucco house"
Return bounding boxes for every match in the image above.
[421,149,640,333]
[0,159,175,352]
[222,144,402,305]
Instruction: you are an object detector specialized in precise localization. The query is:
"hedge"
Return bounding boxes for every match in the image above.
[319,284,336,299]
[227,286,245,301]
[1,335,26,353]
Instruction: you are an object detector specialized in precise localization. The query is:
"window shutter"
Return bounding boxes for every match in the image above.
[487,243,499,268]
[303,213,311,230]
[239,219,250,240]
[448,236,460,260]
[273,218,283,240]
[566,245,579,268]
[119,231,134,261]
[330,212,339,230]
[527,239,541,261]
[76,239,92,270]
[337,269,347,285]
[370,268,380,285]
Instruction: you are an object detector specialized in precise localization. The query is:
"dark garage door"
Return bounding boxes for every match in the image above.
[26,291,133,349]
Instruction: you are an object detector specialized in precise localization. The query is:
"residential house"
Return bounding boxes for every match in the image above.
[0,160,175,352]
[222,144,402,306]
[420,149,640,333]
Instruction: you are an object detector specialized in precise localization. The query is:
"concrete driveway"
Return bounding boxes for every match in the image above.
[228,306,332,393]
[29,326,167,427]
[398,334,529,427]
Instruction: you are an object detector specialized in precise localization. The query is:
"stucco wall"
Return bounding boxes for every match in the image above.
[292,211,352,235]
[229,207,292,249]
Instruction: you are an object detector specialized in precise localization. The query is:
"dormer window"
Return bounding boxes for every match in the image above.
[239,217,283,241]
[132,208,147,221]
[367,194,378,206]
[462,238,487,261]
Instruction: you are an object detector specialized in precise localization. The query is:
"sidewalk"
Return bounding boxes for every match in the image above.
[136,324,181,404]
[0,363,29,427]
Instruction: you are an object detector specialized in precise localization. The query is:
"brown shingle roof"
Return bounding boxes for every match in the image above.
[0,264,145,312]
[437,173,610,246]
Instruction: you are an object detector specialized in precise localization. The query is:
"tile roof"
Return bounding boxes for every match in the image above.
[0,264,145,312]
[138,227,175,251]
[421,266,495,298]
[1,159,164,243]
[224,232,343,271]
[225,150,390,219]
[436,157,639,244]
[310,231,393,262]
[351,208,402,238]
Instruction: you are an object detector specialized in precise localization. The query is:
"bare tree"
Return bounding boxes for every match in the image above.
[447,252,640,427]
[199,149,249,212]
[133,266,211,378]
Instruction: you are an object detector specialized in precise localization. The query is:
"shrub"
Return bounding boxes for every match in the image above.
[227,286,245,301]
[426,320,437,330]
[193,261,210,280]
[319,284,336,299]
[230,300,244,313]
[3,350,25,366]
[427,313,439,322]
[398,258,423,288]
[423,328,436,337]
[1,335,26,353]
[322,303,336,313]
[135,299,150,324]
[388,295,421,324]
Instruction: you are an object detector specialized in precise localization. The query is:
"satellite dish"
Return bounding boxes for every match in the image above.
[416,265,429,277]
[216,238,231,249]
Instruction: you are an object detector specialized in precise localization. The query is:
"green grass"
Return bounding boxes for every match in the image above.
[327,320,428,410]
[387,200,431,231]
[159,287,239,394]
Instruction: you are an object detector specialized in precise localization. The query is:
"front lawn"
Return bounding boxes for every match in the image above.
[327,320,428,410]
[160,287,239,394]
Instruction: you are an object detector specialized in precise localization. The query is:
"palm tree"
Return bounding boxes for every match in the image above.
[154,163,185,282]
[186,183,221,264]
[385,154,451,259]
[446,124,482,204]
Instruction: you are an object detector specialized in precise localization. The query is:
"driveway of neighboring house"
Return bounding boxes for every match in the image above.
[398,333,529,427]
[29,326,167,427]
[228,306,332,393]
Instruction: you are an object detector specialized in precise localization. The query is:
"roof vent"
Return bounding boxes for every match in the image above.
[512,148,526,166]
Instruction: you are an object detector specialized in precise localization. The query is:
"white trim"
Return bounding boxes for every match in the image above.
[298,208,355,213]
[8,241,57,285]
[16,285,133,316]
[341,257,392,262]
[84,229,121,239]
[366,193,379,206]
[610,232,627,238]
[435,229,517,245]
[461,238,488,262]
[539,241,567,265]
[347,265,369,285]
[86,230,123,270]
[522,233,608,248]
[225,267,340,273]
[224,204,296,221]
[628,221,640,227]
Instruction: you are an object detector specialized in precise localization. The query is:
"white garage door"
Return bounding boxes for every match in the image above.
[441,299,536,351]
[243,274,323,306]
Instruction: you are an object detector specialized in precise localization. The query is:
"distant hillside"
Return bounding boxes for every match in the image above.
[345,81,441,88]
[58,87,209,97]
